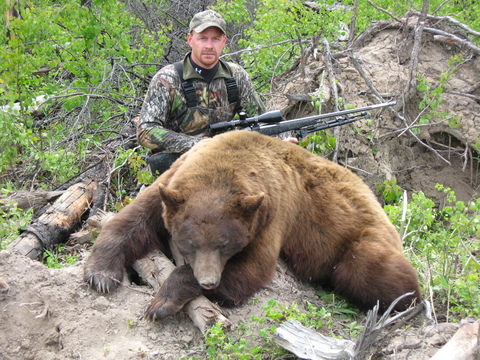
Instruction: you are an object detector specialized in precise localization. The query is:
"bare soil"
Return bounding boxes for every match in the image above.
[1,17,479,360]
[0,250,465,360]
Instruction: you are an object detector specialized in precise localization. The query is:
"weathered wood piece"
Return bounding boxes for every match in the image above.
[6,180,98,260]
[275,319,355,360]
[86,209,116,229]
[68,230,95,245]
[430,319,479,360]
[0,190,64,213]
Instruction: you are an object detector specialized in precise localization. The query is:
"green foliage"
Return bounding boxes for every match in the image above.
[376,178,403,204]
[43,244,79,268]
[346,0,480,41]
[253,298,328,329]
[214,0,350,88]
[0,0,168,188]
[114,147,154,186]
[300,131,337,155]
[200,322,268,360]
[384,185,480,320]
[297,94,337,155]
[415,55,463,134]
[2,0,165,101]
[0,189,34,250]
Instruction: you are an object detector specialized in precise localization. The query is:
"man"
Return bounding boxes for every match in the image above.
[135,10,266,174]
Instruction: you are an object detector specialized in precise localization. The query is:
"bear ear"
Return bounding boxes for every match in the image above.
[239,192,265,214]
[158,183,184,210]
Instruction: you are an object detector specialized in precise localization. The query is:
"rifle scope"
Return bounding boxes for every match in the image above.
[209,110,283,133]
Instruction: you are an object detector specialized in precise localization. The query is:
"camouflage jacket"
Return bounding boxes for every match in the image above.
[136,53,266,154]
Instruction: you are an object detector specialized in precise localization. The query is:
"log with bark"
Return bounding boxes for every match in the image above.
[6,180,98,260]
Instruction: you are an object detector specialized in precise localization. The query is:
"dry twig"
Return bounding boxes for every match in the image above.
[321,38,341,163]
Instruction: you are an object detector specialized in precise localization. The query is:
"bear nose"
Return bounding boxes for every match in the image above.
[199,277,219,290]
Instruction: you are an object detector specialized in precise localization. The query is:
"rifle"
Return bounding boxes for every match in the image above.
[209,101,396,139]
[148,101,396,175]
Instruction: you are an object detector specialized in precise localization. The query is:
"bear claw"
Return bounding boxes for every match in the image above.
[84,271,121,293]
[144,299,185,321]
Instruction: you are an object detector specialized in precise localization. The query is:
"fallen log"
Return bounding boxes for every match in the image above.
[90,210,233,334]
[6,180,98,260]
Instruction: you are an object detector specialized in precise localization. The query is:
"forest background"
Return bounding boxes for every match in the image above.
[0,0,479,352]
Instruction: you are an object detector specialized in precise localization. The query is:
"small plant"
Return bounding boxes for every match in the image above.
[114,147,153,185]
[300,131,337,155]
[110,147,154,210]
[126,318,137,329]
[257,298,333,330]
[200,322,265,360]
[415,55,463,134]
[376,178,403,204]
[43,245,79,268]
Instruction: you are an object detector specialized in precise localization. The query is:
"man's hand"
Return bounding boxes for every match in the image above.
[283,137,299,144]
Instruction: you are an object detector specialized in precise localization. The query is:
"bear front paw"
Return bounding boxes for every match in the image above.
[143,297,185,321]
[143,266,203,321]
[84,268,123,293]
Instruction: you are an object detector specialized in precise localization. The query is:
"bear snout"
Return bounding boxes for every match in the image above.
[192,250,223,290]
[198,276,220,290]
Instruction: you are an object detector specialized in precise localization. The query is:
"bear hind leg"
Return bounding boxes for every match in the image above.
[331,240,421,312]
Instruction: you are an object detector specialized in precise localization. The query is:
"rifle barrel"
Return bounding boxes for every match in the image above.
[291,101,395,123]
[208,101,395,137]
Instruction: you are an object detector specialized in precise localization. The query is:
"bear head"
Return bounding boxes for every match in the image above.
[158,183,264,290]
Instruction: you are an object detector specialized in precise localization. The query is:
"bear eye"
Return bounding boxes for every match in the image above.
[219,238,229,249]
[176,238,195,253]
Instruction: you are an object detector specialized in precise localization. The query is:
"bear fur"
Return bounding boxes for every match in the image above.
[84,131,421,320]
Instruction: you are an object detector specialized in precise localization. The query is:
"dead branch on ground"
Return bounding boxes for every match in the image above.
[402,0,429,108]
[430,319,480,360]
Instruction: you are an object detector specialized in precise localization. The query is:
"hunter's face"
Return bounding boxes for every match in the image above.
[188,27,226,69]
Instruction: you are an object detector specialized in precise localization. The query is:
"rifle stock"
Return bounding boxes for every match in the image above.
[209,101,395,139]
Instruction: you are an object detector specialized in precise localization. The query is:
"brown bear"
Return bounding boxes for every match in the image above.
[84,130,421,321]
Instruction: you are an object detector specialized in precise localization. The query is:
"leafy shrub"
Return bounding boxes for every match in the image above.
[0,0,168,187]
[345,0,480,43]
[214,0,350,88]
[384,184,480,320]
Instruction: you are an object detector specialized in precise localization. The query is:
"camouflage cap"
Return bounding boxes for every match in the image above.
[189,10,227,34]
